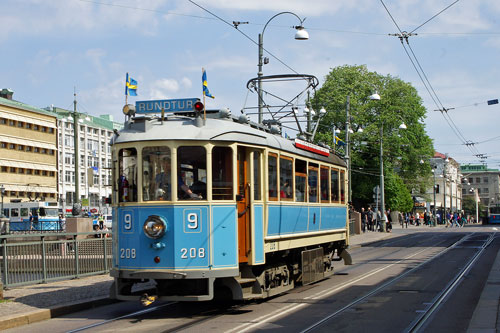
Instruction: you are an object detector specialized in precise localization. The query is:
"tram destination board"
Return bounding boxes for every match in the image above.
[136,98,200,114]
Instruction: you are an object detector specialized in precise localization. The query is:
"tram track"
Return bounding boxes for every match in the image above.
[406,233,495,332]
[298,232,495,333]
[228,234,464,333]
[61,232,484,333]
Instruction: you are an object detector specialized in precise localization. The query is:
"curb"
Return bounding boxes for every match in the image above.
[0,297,117,330]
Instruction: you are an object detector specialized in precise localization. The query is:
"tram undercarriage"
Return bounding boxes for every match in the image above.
[111,241,350,303]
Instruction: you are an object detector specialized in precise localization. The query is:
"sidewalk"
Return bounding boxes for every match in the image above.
[0,222,495,331]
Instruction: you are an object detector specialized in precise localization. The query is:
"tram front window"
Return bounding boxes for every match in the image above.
[143,147,171,201]
[178,146,206,200]
[118,148,137,202]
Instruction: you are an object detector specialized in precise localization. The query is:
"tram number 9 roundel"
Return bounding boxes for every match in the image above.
[180,209,206,261]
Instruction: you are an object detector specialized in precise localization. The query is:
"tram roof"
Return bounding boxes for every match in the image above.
[113,115,346,166]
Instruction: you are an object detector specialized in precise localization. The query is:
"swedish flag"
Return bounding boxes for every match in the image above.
[202,69,214,99]
[335,135,346,146]
[125,73,138,96]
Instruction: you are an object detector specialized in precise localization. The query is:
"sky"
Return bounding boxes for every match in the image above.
[2,0,500,168]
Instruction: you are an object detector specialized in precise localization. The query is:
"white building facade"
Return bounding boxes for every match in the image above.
[47,106,122,215]
[428,152,462,216]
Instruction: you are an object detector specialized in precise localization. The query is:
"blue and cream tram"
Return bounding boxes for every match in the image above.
[110,99,351,302]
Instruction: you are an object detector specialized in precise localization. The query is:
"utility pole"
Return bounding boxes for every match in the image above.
[345,95,351,204]
[73,91,80,213]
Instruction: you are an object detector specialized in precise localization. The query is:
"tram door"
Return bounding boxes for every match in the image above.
[237,147,250,263]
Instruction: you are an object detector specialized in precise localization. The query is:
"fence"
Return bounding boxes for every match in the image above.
[0,231,112,289]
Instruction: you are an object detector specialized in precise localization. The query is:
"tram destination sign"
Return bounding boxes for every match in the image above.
[136,98,200,114]
[294,138,330,157]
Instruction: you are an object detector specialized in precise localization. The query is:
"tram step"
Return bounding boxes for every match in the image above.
[236,277,257,284]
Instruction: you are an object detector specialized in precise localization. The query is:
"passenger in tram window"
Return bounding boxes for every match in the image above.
[280,180,292,198]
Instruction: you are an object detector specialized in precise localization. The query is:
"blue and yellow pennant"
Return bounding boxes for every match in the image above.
[202,68,214,99]
[125,73,138,96]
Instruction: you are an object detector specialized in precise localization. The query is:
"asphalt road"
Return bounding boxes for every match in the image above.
[5,227,497,333]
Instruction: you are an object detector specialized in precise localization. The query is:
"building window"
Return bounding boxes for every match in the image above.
[1,142,5,148]
[476,177,481,183]
[26,169,32,175]
[9,143,15,149]
[0,118,6,124]
[484,188,489,194]
[18,168,24,174]
[1,166,7,172]
[26,123,31,129]
[17,121,24,128]
[484,177,489,183]
[17,145,24,151]
[26,146,31,152]
[9,120,15,126]
[34,147,39,153]
[34,125,39,131]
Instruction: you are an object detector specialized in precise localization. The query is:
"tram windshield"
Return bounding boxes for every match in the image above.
[177,146,207,200]
[118,148,137,202]
[143,147,171,201]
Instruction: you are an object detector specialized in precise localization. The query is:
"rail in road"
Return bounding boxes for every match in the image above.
[8,229,497,332]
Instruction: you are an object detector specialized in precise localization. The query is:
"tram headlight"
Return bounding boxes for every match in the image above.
[143,215,167,239]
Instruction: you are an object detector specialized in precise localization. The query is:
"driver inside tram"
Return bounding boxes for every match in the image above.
[155,158,201,200]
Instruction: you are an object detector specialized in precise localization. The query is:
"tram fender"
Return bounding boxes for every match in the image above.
[340,249,352,265]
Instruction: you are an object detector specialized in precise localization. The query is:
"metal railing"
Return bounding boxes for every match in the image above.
[0,231,112,289]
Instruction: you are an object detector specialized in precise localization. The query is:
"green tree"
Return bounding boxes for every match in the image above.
[462,196,485,217]
[311,65,434,209]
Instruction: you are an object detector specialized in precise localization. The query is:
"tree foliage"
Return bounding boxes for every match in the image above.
[311,65,434,210]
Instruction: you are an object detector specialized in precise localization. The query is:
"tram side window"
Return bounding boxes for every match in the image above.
[295,159,307,202]
[212,147,233,200]
[118,148,137,202]
[280,156,293,200]
[178,146,207,200]
[308,163,319,203]
[143,147,171,201]
[253,151,261,200]
[331,168,339,203]
[320,166,330,203]
[268,153,278,200]
[340,170,346,204]
[3,209,8,218]
[11,208,19,217]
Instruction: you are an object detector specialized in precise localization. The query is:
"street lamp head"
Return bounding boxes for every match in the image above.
[294,26,309,40]
[335,128,341,134]
[319,107,327,115]
[357,127,364,133]
[399,122,407,130]
[368,92,381,100]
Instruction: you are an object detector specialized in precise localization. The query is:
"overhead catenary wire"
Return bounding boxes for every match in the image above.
[379,0,486,162]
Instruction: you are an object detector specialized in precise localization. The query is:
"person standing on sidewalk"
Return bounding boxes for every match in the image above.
[367,207,374,231]
[361,207,367,233]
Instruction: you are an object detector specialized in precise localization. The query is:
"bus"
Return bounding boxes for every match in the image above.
[489,204,500,224]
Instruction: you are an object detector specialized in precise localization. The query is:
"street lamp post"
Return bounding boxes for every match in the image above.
[0,184,4,217]
[379,118,406,232]
[257,12,309,124]
[432,168,437,226]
